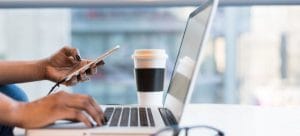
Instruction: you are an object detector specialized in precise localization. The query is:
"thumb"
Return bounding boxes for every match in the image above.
[62,46,81,62]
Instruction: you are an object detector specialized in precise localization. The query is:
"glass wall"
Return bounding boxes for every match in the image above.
[71,8,189,104]
[1,6,300,106]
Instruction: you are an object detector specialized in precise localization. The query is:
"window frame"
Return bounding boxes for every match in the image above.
[0,0,299,8]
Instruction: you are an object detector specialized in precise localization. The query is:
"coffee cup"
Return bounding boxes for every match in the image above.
[132,49,168,106]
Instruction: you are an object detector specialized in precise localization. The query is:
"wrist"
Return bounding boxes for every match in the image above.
[10,102,27,127]
[37,58,49,81]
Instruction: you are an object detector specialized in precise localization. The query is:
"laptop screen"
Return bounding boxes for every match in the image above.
[164,0,215,121]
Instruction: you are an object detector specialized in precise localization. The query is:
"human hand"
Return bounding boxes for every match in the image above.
[43,46,104,86]
[14,91,105,128]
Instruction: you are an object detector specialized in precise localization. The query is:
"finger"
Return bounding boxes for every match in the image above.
[80,60,91,66]
[78,60,91,72]
[88,97,104,123]
[89,98,105,124]
[62,46,81,62]
[96,60,105,66]
[73,111,93,128]
[78,71,89,82]
[70,48,81,62]
[61,107,92,127]
[60,55,78,66]
[86,64,97,76]
[64,75,78,86]
[66,94,102,126]
[68,56,78,65]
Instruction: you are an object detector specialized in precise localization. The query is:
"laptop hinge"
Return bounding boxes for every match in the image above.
[158,108,178,126]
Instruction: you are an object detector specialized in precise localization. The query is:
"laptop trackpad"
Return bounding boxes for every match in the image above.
[45,120,90,129]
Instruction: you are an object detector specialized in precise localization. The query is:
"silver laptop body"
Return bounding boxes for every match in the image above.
[26,0,218,135]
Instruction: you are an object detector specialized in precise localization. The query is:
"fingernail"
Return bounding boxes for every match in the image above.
[75,55,81,61]
[99,61,105,65]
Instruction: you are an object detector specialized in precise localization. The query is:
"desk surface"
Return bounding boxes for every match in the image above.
[181,104,300,136]
[20,104,300,136]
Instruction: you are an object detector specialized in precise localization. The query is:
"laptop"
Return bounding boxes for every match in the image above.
[26,0,218,135]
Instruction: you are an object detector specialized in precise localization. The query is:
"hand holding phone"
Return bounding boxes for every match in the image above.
[48,45,120,95]
[64,45,120,82]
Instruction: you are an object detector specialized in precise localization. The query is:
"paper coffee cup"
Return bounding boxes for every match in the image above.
[132,49,168,106]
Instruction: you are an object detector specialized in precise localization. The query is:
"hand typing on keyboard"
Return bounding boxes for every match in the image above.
[13,91,105,128]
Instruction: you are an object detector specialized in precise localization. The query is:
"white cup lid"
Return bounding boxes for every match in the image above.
[132,49,168,59]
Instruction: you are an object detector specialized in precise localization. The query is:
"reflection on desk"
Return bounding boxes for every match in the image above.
[181,104,300,136]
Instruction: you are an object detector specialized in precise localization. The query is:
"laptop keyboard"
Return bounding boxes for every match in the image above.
[104,107,155,127]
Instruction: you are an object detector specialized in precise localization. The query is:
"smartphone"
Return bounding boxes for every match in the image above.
[63,45,120,82]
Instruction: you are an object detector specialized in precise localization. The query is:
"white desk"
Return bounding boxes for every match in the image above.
[181,104,300,136]
[22,104,300,136]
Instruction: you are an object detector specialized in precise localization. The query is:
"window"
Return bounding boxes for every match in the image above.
[1,5,300,106]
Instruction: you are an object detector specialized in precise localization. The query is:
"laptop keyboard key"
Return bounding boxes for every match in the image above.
[147,108,155,127]
[159,108,178,126]
[139,107,148,126]
[120,107,130,126]
[130,108,138,126]
[104,107,114,124]
[109,108,121,126]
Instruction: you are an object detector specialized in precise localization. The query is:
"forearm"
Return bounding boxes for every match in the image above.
[0,60,46,85]
[0,93,23,126]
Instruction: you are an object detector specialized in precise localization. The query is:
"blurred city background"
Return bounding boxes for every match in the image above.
[0,6,300,106]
